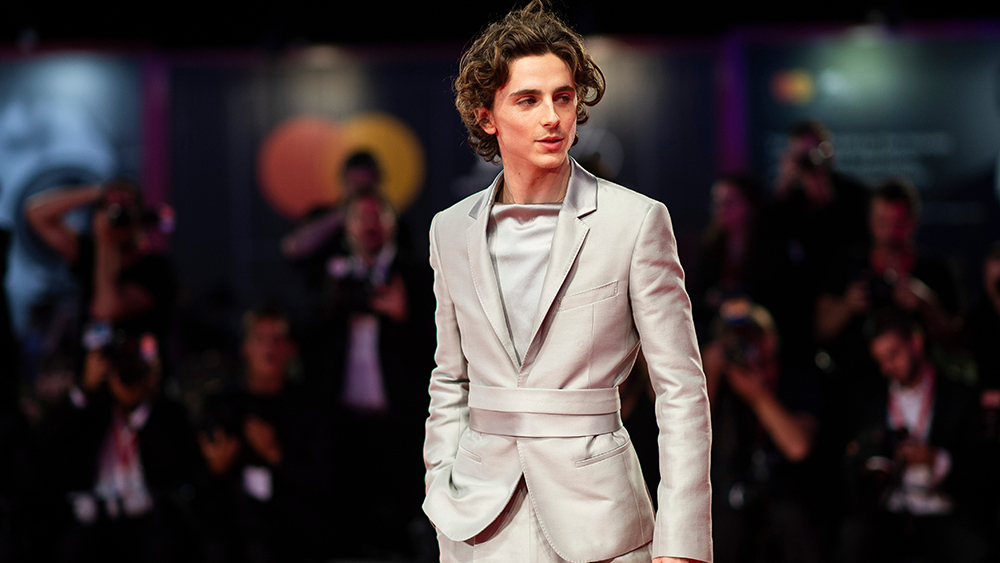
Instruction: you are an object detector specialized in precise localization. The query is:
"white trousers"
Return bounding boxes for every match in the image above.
[437,478,652,563]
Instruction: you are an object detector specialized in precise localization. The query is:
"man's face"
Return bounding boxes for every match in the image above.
[870,331,921,385]
[479,53,577,173]
[786,134,819,162]
[243,318,294,382]
[345,197,391,256]
[343,166,380,198]
[711,181,751,230]
[869,198,915,247]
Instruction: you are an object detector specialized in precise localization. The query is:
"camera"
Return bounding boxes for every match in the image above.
[98,177,170,232]
[103,332,158,386]
[796,140,835,172]
[723,332,762,369]
[716,297,766,369]
[846,426,910,505]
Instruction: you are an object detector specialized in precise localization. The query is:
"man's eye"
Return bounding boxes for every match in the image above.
[518,98,536,106]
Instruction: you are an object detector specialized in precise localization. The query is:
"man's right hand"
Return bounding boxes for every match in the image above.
[198,427,241,476]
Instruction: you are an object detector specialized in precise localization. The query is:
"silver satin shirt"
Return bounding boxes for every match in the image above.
[487,202,562,366]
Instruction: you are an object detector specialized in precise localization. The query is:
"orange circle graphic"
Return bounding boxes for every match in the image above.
[257,117,347,219]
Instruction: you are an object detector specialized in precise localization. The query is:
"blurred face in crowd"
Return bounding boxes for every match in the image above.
[870,330,924,387]
[711,180,751,233]
[243,317,295,391]
[343,165,380,198]
[345,197,394,258]
[869,197,915,248]
[108,371,148,412]
[786,133,819,163]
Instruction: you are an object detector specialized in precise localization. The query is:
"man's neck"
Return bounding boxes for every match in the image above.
[245,373,286,396]
[900,361,933,390]
[497,158,571,204]
[871,242,915,275]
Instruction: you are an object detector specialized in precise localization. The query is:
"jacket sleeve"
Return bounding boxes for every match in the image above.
[423,214,470,497]
[629,202,713,562]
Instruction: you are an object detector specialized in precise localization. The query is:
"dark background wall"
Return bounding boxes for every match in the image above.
[2,8,1000,334]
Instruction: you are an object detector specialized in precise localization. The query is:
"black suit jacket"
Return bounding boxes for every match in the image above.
[845,373,986,518]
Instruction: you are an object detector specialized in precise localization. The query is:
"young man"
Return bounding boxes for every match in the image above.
[198,307,334,562]
[839,310,987,563]
[423,2,712,562]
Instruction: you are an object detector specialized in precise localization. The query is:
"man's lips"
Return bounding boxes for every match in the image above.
[537,136,564,149]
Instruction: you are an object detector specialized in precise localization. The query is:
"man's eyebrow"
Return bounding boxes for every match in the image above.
[507,85,575,98]
[508,88,541,98]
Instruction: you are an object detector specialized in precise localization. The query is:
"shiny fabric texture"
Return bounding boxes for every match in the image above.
[423,159,713,562]
[487,202,561,365]
[437,478,653,563]
[468,384,623,437]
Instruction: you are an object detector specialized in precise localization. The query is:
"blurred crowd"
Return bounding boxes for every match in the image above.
[0,120,999,563]
[0,155,435,562]
[682,120,1000,563]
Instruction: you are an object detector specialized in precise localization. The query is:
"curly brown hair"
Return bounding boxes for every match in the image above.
[454,0,606,163]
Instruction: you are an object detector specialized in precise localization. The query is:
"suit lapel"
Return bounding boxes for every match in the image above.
[467,171,520,370]
[520,159,598,375]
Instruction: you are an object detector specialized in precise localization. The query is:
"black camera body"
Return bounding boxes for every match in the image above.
[105,202,141,228]
[796,141,835,172]
[846,426,910,505]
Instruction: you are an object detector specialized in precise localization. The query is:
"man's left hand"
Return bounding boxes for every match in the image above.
[370,274,409,322]
[244,415,283,466]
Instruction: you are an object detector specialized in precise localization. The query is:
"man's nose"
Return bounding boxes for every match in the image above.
[541,99,560,127]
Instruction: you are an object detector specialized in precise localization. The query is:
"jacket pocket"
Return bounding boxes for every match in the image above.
[457,444,482,463]
[558,280,618,311]
[574,435,631,468]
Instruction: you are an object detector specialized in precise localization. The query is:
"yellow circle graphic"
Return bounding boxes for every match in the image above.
[258,112,426,219]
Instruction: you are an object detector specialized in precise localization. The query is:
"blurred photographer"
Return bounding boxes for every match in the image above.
[25,178,177,363]
[37,332,203,563]
[702,298,823,563]
[691,174,766,342]
[814,179,961,402]
[839,309,987,563]
[756,120,869,372]
[197,305,334,563]
[964,242,1000,417]
[817,179,959,345]
[960,244,1000,558]
[309,192,432,557]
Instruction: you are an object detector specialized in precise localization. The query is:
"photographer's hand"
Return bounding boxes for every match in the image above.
[369,274,409,323]
[892,276,927,312]
[198,427,242,476]
[896,438,937,467]
[894,276,958,344]
[729,366,816,463]
[726,366,769,406]
[24,185,102,263]
[815,279,869,342]
[81,350,109,392]
[244,415,283,467]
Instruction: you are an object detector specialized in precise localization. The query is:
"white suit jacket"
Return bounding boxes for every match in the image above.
[423,159,712,563]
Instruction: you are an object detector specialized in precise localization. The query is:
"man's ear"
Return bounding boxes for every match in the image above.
[477,108,496,135]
